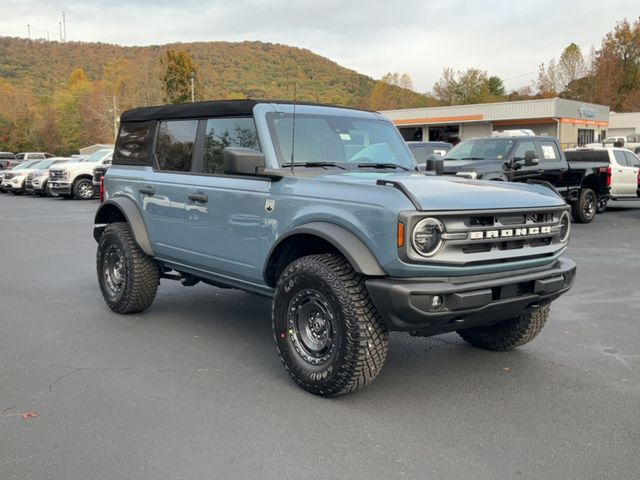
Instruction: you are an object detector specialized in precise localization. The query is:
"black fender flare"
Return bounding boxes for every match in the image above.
[483,173,507,181]
[94,197,154,256]
[265,222,386,278]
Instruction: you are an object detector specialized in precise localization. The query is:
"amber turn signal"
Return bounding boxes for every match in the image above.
[397,222,405,248]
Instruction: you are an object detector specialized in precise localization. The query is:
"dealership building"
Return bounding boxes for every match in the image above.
[381,98,611,148]
[608,112,640,137]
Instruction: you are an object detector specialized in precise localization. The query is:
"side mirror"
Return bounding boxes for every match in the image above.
[223,148,266,176]
[425,155,444,175]
[524,150,539,166]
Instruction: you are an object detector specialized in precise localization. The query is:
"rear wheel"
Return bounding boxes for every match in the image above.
[73,178,94,200]
[97,222,159,314]
[571,188,597,223]
[458,305,550,351]
[272,254,388,397]
[596,196,608,214]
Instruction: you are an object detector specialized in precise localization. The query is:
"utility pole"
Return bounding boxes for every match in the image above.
[190,72,195,102]
[27,24,30,39]
[62,11,66,42]
[47,30,50,41]
[112,96,118,140]
[59,21,62,41]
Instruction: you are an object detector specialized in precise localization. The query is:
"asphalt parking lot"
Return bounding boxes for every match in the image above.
[1,194,639,480]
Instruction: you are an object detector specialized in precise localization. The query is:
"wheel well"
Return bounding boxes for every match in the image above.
[95,204,127,225]
[264,234,340,287]
[581,175,601,196]
[74,174,93,184]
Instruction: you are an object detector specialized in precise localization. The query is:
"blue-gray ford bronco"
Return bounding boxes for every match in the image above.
[93,100,576,396]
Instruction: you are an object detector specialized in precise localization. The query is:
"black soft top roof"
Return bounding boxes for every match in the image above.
[121,99,258,122]
[120,99,363,123]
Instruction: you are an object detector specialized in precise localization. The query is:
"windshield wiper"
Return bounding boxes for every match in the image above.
[357,163,410,171]
[461,157,486,160]
[281,161,346,170]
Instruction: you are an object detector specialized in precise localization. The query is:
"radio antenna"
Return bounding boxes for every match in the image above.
[290,82,297,175]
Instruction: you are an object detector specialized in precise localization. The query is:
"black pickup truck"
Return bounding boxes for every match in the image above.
[441,136,610,223]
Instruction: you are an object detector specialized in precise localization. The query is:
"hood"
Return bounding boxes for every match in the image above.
[313,172,564,210]
[442,159,504,174]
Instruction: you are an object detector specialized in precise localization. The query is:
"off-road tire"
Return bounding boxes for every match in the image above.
[272,254,388,397]
[457,304,550,351]
[571,188,597,223]
[97,222,159,314]
[73,178,94,200]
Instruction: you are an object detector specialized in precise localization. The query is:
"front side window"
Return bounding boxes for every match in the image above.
[203,118,260,174]
[624,151,640,167]
[266,113,415,169]
[155,120,198,172]
[512,141,536,160]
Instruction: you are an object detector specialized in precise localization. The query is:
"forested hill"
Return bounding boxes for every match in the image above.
[0,36,427,108]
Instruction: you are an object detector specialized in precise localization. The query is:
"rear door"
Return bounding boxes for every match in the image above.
[140,119,199,262]
[184,116,269,284]
[611,150,634,196]
[624,151,640,195]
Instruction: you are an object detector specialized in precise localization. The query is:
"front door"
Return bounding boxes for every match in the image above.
[185,117,268,284]
[611,150,635,196]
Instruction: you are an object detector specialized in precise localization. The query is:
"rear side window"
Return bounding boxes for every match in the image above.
[538,140,560,161]
[202,117,259,174]
[613,150,628,166]
[564,151,610,163]
[155,120,198,172]
[114,121,154,166]
[410,146,428,163]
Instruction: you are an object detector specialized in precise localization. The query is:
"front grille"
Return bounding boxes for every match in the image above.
[4,173,14,180]
[49,170,67,181]
[405,206,568,266]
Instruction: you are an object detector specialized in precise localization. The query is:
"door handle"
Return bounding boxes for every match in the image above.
[618,170,623,173]
[188,193,208,203]
[139,186,155,196]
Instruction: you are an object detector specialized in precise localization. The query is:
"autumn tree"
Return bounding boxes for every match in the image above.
[433,68,500,105]
[369,73,435,110]
[161,49,199,104]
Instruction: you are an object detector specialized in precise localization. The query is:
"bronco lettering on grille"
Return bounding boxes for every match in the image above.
[469,226,552,240]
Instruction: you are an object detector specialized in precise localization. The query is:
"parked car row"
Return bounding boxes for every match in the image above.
[0,149,113,200]
[407,136,640,224]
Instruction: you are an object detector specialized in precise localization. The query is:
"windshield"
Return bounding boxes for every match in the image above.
[444,139,515,161]
[85,149,112,163]
[266,113,416,169]
[34,159,62,170]
[13,160,41,170]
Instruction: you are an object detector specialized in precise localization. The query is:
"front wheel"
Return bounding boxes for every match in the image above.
[272,254,389,397]
[571,188,597,223]
[97,222,159,314]
[458,305,550,351]
[73,178,94,200]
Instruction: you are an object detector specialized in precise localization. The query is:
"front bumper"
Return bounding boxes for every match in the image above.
[366,258,576,336]
[49,181,72,195]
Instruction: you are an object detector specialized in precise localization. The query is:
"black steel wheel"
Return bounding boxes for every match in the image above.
[97,222,159,314]
[571,188,597,223]
[273,254,388,397]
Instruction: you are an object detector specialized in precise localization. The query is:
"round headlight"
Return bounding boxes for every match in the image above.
[559,211,570,243]
[412,218,445,257]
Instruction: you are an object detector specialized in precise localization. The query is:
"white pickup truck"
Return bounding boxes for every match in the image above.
[586,135,640,154]
[49,149,113,199]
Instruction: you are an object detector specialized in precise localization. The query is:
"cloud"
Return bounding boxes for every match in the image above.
[1,0,638,92]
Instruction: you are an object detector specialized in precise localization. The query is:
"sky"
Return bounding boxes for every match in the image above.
[0,0,638,93]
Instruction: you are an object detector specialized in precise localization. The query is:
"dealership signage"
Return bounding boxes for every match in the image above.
[578,107,597,119]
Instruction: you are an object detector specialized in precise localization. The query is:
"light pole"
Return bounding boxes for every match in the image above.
[190,72,195,103]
